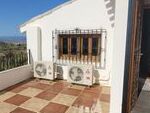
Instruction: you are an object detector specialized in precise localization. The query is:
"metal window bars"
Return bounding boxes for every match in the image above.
[52,28,107,69]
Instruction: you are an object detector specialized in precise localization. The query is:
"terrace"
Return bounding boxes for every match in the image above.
[0,66,110,113]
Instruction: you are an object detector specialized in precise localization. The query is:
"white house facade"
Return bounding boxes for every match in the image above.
[20,0,115,86]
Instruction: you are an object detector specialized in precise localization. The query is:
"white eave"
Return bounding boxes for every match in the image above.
[19,0,78,29]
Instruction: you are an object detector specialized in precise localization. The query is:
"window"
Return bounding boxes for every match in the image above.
[71,37,77,55]
[63,38,68,54]
[58,34,101,63]
[82,37,88,55]
[92,37,99,56]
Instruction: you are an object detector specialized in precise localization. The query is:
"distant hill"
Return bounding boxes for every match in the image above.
[0,41,6,45]
[0,36,26,44]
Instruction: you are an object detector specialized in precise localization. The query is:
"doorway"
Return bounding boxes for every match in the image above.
[139,9,150,93]
[123,1,150,113]
[124,0,143,113]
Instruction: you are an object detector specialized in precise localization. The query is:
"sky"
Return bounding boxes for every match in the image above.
[0,0,69,37]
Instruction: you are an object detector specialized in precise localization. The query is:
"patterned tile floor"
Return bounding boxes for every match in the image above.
[0,79,110,113]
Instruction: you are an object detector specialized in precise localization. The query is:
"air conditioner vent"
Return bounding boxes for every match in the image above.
[69,67,84,82]
[35,63,47,76]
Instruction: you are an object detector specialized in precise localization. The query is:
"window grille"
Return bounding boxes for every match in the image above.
[52,29,107,69]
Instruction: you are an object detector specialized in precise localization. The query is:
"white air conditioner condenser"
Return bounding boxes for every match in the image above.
[34,61,54,80]
[67,64,93,86]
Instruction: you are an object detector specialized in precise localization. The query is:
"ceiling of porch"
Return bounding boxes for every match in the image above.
[144,0,150,7]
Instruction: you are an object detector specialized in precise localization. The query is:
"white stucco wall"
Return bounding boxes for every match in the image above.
[26,27,40,62]
[20,0,115,85]
[0,65,33,91]
[110,0,130,113]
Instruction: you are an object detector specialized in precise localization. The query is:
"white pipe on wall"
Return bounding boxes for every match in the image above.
[37,27,42,61]
[101,32,106,68]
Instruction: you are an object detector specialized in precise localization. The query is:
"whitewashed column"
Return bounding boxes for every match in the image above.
[110,0,130,113]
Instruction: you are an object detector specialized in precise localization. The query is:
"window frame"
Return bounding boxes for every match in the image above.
[58,34,101,63]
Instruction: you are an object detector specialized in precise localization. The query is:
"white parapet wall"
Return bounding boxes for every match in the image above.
[0,65,33,91]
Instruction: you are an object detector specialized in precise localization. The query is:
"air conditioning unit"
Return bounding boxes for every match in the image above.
[55,64,68,80]
[67,64,93,86]
[34,61,54,80]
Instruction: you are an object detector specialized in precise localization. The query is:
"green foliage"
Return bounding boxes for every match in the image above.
[0,42,27,71]
[0,42,26,53]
